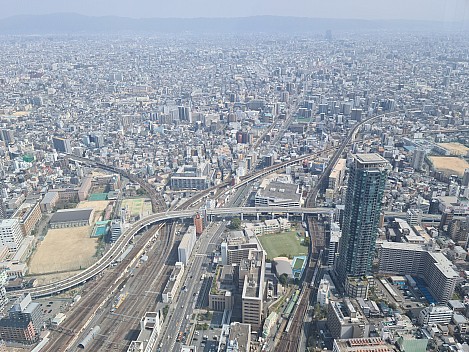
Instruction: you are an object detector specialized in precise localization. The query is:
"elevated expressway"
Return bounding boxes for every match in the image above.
[15,206,331,299]
[19,112,397,300]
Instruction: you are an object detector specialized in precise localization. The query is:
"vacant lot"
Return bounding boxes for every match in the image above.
[76,200,110,223]
[438,142,469,155]
[428,156,469,176]
[29,226,98,275]
[258,231,307,260]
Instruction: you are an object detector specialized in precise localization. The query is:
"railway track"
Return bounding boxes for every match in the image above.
[275,113,394,351]
[42,224,165,352]
[87,223,177,351]
[276,286,311,351]
[51,112,396,351]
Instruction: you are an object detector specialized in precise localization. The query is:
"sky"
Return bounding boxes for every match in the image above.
[0,0,469,21]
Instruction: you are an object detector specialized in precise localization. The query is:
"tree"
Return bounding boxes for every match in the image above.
[303,237,311,247]
[162,305,169,319]
[278,273,288,286]
[228,217,241,230]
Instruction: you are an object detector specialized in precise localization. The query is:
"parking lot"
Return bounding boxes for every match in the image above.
[36,297,73,326]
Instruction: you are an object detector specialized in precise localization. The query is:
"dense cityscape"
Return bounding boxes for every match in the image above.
[0,17,468,352]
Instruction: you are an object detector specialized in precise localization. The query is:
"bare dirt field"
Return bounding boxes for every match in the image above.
[27,201,110,279]
[438,142,469,155]
[28,226,97,275]
[76,200,110,223]
[428,156,469,176]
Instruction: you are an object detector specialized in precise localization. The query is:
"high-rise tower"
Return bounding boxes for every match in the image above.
[336,154,389,287]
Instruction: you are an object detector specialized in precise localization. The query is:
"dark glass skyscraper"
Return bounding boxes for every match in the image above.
[336,154,389,286]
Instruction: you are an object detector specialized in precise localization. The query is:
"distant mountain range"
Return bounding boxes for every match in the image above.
[0,13,465,34]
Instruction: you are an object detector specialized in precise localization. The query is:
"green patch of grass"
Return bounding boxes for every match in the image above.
[258,231,308,260]
[293,258,305,270]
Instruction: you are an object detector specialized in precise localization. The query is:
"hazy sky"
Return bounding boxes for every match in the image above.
[1,0,469,21]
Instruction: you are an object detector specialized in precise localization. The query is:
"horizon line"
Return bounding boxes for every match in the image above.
[0,12,466,23]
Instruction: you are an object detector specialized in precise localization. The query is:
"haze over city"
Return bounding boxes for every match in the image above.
[0,1,469,352]
[0,0,469,21]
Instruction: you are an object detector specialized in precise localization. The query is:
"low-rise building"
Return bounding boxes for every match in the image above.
[178,226,196,265]
[329,158,347,191]
[0,261,28,280]
[254,180,301,207]
[244,218,290,236]
[49,208,94,228]
[40,192,59,213]
[395,332,428,352]
[170,163,211,191]
[127,311,161,352]
[418,305,453,326]
[12,200,42,237]
[332,337,394,352]
[226,322,251,352]
[162,262,184,303]
[110,220,124,242]
[78,175,92,201]
[318,279,331,306]
[327,298,370,339]
[209,265,235,311]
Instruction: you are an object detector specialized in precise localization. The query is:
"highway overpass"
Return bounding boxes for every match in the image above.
[15,206,331,298]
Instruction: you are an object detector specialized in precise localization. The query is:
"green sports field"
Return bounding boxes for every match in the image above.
[258,231,308,260]
[121,198,153,217]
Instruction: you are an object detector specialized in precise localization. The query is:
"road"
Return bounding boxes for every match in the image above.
[159,222,226,351]
[13,206,330,299]
[159,170,253,351]
[276,112,398,351]
[42,109,417,350]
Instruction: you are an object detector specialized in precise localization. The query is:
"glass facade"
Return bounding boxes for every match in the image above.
[336,154,389,286]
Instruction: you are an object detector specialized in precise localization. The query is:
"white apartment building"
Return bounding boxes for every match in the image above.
[419,305,453,326]
[379,241,459,303]
[0,219,24,253]
[178,226,196,265]
[162,262,184,303]
[317,279,331,306]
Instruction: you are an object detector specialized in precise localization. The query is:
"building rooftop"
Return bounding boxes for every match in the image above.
[330,158,346,179]
[334,338,394,352]
[49,208,94,224]
[355,153,388,164]
[429,252,459,279]
[179,226,195,250]
[228,322,251,352]
[0,218,19,227]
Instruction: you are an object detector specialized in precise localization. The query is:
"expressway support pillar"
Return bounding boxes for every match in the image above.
[240,213,244,221]
[301,213,304,222]
[256,213,260,221]
[271,213,275,219]
[286,213,289,221]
